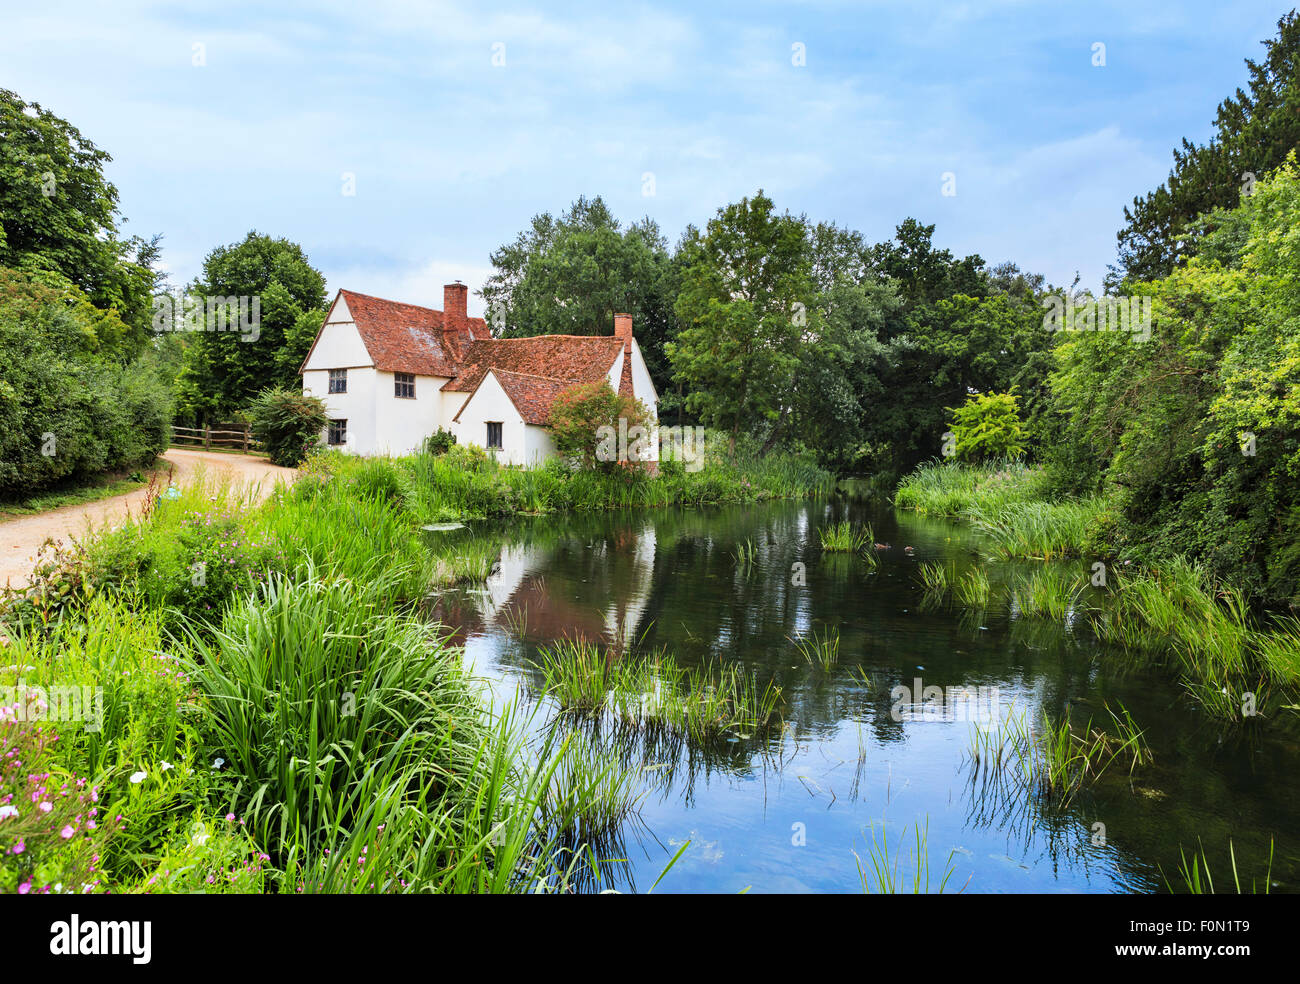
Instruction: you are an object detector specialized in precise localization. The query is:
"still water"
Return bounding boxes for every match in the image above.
[427,490,1297,893]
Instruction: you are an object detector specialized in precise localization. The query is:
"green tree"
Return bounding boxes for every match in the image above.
[547,379,652,471]
[667,191,813,452]
[481,195,681,391]
[1111,11,1300,286]
[0,88,163,352]
[174,232,327,421]
[947,391,1026,462]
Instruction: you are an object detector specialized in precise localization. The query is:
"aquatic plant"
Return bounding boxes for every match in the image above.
[1166,838,1274,895]
[853,818,958,894]
[791,625,841,670]
[819,521,872,553]
[954,567,991,608]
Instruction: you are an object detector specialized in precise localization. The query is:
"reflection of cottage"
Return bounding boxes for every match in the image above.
[299,284,658,464]
[470,525,658,650]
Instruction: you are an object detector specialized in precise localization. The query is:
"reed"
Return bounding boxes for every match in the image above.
[954,567,991,608]
[918,562,952,594]
[1012,566,1086,620]
[854,818,957,894]
[536,641,783,742]
[791,625,841,670]
[1166,838,1274,895]
[819,521,872,553]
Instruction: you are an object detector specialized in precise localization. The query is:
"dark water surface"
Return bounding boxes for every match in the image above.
[427,490,1298,893]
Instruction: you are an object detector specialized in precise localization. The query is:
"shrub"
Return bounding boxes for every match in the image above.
[421,427,456,456]
[0,268,171,498]
[946,391,1026,463]
[248,387,328,467]
[548,380,652,471]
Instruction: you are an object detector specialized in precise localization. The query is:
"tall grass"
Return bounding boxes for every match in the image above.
[1165,839,1274,895]
[819,521,872,553]
[535,640,783,742]
[854,819,958,894]
[954,567,991,608]
[1012,567,1086,620]
[791,625,841,670]
[968,704,1151,808]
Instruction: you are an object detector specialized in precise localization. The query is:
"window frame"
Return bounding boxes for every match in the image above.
[394,372,416,399]
[328,368,347,394]
[486,421,503,450]
[328,419,348,446]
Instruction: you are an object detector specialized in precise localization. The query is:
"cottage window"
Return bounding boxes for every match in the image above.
[328,419,348,446]
[486,421,503,450]
[328,369,347,394]
[394,372,416,399]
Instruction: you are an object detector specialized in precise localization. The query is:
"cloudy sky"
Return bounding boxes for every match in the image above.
[3,1,1288,314]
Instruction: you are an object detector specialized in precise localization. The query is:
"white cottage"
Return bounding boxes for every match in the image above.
[299,283,658,465]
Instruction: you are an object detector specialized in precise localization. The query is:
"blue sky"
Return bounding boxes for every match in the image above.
[3,1,1290,314]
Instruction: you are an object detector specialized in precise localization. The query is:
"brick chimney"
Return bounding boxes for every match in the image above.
[443,282,470,353]
[613,312,633,350]
[614,313,635,399]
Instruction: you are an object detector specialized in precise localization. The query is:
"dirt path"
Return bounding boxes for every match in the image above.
[0,449,297,589]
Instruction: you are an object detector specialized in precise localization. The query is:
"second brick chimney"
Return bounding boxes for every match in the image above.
[443,282,470,353]
[613,312,633,350]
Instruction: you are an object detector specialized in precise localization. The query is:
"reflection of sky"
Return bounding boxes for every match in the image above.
[437,500,1293,894]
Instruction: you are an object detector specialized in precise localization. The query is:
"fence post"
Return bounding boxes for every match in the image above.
[243,427,249,454]
[204,426,210,450]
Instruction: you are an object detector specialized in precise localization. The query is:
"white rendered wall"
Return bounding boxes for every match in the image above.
[303,366,378,454]
[523,424,557,466]
[450,372,527,466]
[370,371,447,455]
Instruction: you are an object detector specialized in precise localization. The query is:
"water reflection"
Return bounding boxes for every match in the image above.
[426,498,1295,894]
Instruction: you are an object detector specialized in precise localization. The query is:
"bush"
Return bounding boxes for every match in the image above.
[0,268,171,498]
[946,391,1026,462]
[548,380,653,471]
[248,387,328,467]
[421,427,456,456]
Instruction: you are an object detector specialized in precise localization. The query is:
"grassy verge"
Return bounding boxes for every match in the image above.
[0,437,827,894]
[0,459,170,520]
[894,460,1108,559]
[322,439,834,523]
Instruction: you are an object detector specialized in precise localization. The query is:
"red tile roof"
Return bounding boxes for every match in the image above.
[300,289,487,376]
[442,335,623,393]
[453,369,572,425]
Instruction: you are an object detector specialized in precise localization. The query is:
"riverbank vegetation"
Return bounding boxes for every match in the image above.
[0,426,829,892]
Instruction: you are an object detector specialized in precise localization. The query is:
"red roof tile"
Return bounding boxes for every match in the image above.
[453,369,573,425]
[442,335,622,393]
[303,289,487,376]
[301,291,626,423]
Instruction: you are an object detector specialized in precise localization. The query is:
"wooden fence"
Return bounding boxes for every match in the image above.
[169,422,258,453]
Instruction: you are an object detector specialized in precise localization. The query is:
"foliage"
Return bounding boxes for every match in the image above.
[668,191,813,448]
[947,390,1026,462]
[421,427,456,456]
[173,232,327,422]
[248,386,328,467]
[1111,12,1300,285]
[548,379,652,471]
[1048,159,1300,604]
[481,195,682,390]
[0,267,171,498]
[0,88,162,349]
